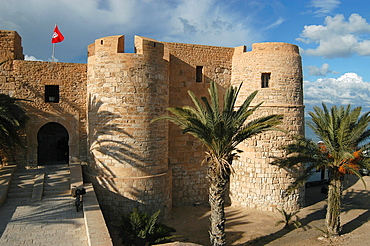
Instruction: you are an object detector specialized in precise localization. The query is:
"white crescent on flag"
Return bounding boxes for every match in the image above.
[52,25,64,43]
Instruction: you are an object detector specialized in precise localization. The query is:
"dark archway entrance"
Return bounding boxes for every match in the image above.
[37,122,69,165]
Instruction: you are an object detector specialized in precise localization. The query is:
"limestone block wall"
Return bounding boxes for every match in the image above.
[164,42,234,206]
[7,60,87,167]
[229,42,304,211]
[87,35,171,221]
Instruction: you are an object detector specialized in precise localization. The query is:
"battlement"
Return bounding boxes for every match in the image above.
[0,30,24,61]
[87,35,166,60]
[87,35,124,57]
[251,42,299,53]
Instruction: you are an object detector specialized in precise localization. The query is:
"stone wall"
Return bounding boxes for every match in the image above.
[0,31,87,167]
[164,42,234,206]
[10,60,87,167]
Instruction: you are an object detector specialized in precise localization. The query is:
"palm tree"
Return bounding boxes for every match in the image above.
[152,81,283,246]
[272,103,370,237]
[0,93,28,164]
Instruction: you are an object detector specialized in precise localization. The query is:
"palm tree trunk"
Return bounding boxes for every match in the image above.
[325,168,343,236]
[208,173,228,246]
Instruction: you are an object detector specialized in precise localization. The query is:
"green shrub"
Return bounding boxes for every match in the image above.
[275,208,301,229]
[118,208,179,246]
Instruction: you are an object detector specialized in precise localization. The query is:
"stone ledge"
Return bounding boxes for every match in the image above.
[31,173,45,202]
[70,162,84,196]
[83,183,113,246]
[0,165,17,206]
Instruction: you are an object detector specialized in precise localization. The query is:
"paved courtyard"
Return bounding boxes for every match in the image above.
[0,166,89,246]
[0,196,88,246]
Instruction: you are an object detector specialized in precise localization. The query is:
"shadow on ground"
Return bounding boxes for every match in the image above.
[168,175,370,246]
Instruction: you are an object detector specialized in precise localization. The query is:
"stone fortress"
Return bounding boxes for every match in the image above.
[0,30,304,223]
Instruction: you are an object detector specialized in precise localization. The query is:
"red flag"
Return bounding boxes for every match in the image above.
[51,25,64,43]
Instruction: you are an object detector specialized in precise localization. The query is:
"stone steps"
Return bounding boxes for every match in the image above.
[6,165,71,200]
[7,169,36,199]
[42,166,70,198]
[0,165,17,205]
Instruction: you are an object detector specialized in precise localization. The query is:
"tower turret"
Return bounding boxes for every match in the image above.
[230,42,304,211]
[87,35,171,221]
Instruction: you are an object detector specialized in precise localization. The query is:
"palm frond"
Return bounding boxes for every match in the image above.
[152,81,282,178]
[0,94,28,152]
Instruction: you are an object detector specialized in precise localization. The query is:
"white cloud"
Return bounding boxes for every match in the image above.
[159,0,262,47]
[297,13,370,58]
[0,0,272,62]
[304,73,370,111]
[309,0,340,16]
[264,17,286,30]
[24,55,43,61]
[305,63,338,76]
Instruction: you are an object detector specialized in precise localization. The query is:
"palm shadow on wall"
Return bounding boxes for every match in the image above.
[87,95,145,192]
[87,94,169,246]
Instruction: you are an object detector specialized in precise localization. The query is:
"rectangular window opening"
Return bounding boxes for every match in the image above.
[45,85,60,103]
[196,66,203,83]
[261,73,271,88]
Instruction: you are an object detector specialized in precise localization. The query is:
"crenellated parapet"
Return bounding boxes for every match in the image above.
[87,35,124,58]
[232,42,302,106]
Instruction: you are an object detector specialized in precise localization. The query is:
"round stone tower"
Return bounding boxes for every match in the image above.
[86,35,171,221]
[230,42,304,211]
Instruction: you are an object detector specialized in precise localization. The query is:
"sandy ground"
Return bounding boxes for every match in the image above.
[166,175,370,246]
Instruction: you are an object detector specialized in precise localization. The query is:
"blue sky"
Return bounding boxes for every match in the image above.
[1,0,370,115]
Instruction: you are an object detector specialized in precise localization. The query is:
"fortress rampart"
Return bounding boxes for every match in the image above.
[0,30,304,223]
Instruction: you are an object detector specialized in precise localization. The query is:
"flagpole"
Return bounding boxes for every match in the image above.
[52,23,56,62]
[52,43,55,62]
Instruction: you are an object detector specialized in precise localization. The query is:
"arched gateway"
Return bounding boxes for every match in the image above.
[37,122,69,165]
